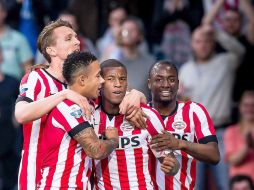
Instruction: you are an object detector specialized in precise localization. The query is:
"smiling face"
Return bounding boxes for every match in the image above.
[148,63,179,103]
[101,66,128,106]
[48,26,80,61]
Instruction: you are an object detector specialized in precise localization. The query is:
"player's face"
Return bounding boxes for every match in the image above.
[232,180,252,190]
[83,61,104,99]
[101,67,127,105]
[239,95,254,122]
[148,64,179,103]
[51,26,80,61]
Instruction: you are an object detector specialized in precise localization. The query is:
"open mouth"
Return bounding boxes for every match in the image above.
[113,91,123,95]
[160,90,172,96]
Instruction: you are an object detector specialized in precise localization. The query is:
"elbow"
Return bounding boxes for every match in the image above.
[15,109,29,124]
[210,152,220,165]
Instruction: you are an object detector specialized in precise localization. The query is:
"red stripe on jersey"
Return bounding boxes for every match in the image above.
[182,103,191,133]
[60,139,76,188]
[76,150,85,189]
[134,148,146,190]
[115,116,130,189]
[148,149,158,190]
[99,111,113,190]
[33,80,41,100]
[37,69,51,97]
[141,104,165,128]
[189,159,196,190]
[115,150,130,189]
[193,112,204,139]
[19,123,32,190]
[165,116,174,131]
[43,140,63,188]
[196,103,216,135]
[146,119,160,136]
[115,115,124,136]
[100,157,113,190]
[180,151,188,190]
[165,176,174,190]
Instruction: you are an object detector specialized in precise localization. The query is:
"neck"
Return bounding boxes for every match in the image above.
[46,59,65,82]
[102,100,120,115]
[151,99,177,116]
[123,46,139,59]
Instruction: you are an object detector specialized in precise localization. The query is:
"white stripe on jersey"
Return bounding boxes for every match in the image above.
[191,103,213,137]
[48,133,70,188]
[57,102,80,128]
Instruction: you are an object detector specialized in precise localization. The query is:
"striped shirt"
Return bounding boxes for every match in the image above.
[17,69,67,190]
[152,101,217,190]
[37,100,95,190]
[93,104,167,190]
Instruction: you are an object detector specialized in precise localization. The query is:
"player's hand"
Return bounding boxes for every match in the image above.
[150,130,180,151]
[119,89,147,114]
[105,127,119,142]
[161,153,180,175]
[64,89,92,120]
[125,107,148,129]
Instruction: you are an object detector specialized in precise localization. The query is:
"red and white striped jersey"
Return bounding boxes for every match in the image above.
[93,104,167,190]
[17,69,67,190]
[37,99,95,190]
[152,101,217,190]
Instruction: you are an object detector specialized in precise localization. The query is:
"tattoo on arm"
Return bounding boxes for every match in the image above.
[74,127,118,160]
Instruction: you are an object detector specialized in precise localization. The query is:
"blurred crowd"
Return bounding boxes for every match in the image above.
[0,0,254,190]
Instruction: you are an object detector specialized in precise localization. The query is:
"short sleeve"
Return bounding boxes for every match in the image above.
[16,71,42,103]
[53,102,93,138]
[192,103,218,144]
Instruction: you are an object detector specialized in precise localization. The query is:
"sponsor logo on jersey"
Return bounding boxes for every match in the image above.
[70,104,83,118]
[172,119,187,130]
[20,84,28,94]
[120,120,134,132]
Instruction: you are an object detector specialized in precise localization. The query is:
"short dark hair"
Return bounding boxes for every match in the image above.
[63,51,97,85]
[100,59,127,76]
[37,19,73,63]
[230,175,254,190]
[149,60,178,78]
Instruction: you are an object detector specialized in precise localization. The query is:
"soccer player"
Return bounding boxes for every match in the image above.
[93,59,180,190]
[148,61,220,190]
[37,51,119,190]
[15,19,145,190]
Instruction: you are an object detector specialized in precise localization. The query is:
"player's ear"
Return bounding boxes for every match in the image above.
[46,46,56,57]
[79,74,88,86]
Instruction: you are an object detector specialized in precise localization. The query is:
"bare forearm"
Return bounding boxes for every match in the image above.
[179,141,220,164]
[15,90,67,123]
[74,128,118,160]
[202,0,224,25]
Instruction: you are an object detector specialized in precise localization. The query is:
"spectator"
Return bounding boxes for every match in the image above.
[0,46,20,190]
[96,5,127,57]
[230,175,254,190]
[202,0,254,104]
[152,0,192,67]
[110,16,155,98]
[179,24,245,190]
[224,90,254,182]
[0,0,33,80]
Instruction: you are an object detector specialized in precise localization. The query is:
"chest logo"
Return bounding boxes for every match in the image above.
[120,120,134,132]
[172,120,187,130]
